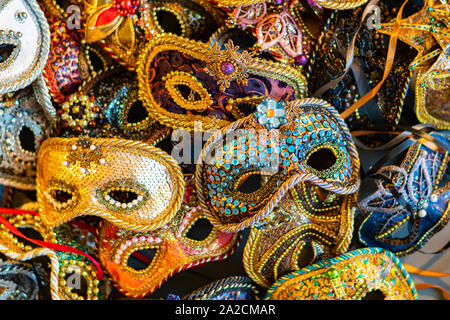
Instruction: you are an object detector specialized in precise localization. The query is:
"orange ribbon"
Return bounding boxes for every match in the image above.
[404,264,449,300]
[404,264,450,278]
[341,0,410,120]
[415,283,449,300]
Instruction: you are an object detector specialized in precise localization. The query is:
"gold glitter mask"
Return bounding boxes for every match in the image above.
[0,0,50,94]
[36,137,185,232]
[265,248,418,300]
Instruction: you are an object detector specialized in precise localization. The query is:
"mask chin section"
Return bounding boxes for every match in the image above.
[185,218,213,241]
[361,289,386,300]
[126,248,157,271]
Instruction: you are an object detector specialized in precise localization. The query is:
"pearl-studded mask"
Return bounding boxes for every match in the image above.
[137,33,306,131]
[97,187,238,297]
[0,0,50,94]
[196,97,360,232]
[36,137,185,232]
[358,131,450,255]
[265,248,418,300]
[0,86,50,190]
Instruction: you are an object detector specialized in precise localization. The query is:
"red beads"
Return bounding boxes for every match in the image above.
[113,0,140,17]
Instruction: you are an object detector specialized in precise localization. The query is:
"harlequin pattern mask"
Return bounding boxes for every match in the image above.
[358,131,450,256]
[265,248,418,300]
[196,97,360,232]
[308,0,419,133]
[137,34,307,130]
[0,0,50,94]
[0,86,51,190]
[97,186,238,297]
[36,137,185,232]
[243,183,357,287]
[83,0,225,70]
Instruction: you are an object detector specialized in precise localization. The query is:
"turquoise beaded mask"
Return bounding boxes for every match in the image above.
[196,97,361,232]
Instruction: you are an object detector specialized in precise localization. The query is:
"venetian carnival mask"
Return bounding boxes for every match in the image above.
[137,33,307,131]
[0,208,109,300]
[55,67,169,140]
[0,0,50,94]
[36,136,185,232]
[358,131,450,255]
[168,276,259,300]
[308,0,420,134]
[375,0,450,129]
[265,248,418,300]
[0,260,46,300]
[97,185,238,297]
[214,0,368,11]
[83,0,225,70]
[195,97,360,232]
[243,184,357,287]
[0,86,51,190]
[42,7,109,104]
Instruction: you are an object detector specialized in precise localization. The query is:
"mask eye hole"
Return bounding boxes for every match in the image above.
[107,190,139,204]
[155,10,182,36]
[175,85,201,101]
[52,189,73,203]
[0,44,16,64]
[19,126,36,153]
[235,173,263,194]
[185,218,213,241]
[126,100,149,124]
[164,71,213,111]
[306,147,337,171]
[361,289,386,300]
[17,226,43,249]
[126,248,157,271]
[295,242,316,269]
[99,179,149,212]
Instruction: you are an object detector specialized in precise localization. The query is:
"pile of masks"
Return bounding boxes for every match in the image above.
[0,0,448,300]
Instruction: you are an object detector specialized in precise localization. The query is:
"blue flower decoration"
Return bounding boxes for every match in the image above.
[255,98,287,129]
